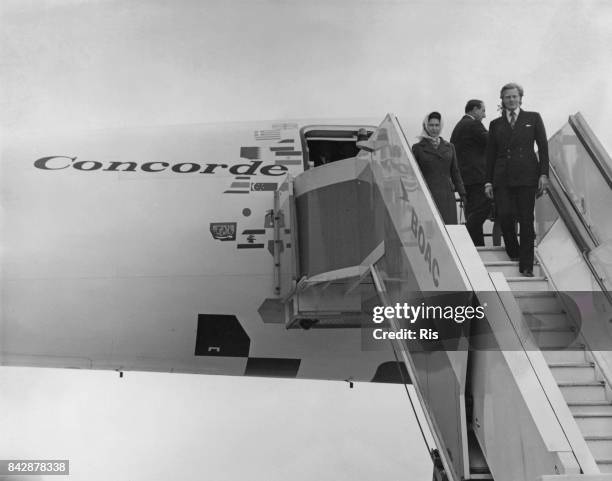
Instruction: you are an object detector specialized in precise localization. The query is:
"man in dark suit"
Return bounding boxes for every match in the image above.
[450,99,489,245]
[484,83,550,276]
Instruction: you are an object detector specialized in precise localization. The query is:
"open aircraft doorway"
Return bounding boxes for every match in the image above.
[301,125,375,169]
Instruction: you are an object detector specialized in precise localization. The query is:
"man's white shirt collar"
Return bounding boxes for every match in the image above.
[506,107,521,122]
[466,113,476,120]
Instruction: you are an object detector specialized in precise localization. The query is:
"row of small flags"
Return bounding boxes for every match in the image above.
[224,129,300,194]
[254,130,281,141]
[254,127,302,164]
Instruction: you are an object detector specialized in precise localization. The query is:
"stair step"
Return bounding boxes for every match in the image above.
[531,326,576,333]
[513,290,557,297]
[540,341,586,350]
[597,459,612,473]
[485,262,522,276]
[523,312,572,330]
[542,349,587,364]
[505,277,550,292]
[531,327,581,350]
[569,402,612,415]
[482,238,499,248]
[549,362,596,383]
[558,381,607,403]
[516,293,564,314]
[505,277,547,282]
[584,436,612,459]
[484,261,543,276]
[484,260,540,265]
[477,247,509,262]
[574,414,612,436]
[549,362,595,367]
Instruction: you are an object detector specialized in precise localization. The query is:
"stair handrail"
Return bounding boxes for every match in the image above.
[545,165,612,305]
[569,112,612,191]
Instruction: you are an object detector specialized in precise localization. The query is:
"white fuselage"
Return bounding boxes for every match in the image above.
[1,119,398,382]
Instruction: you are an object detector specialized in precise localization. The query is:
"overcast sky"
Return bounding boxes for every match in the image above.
[2,1,612,480]
[2,0,612,142]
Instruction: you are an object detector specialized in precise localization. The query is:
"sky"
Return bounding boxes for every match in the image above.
[2,0,612,143]
[1,1,612,480]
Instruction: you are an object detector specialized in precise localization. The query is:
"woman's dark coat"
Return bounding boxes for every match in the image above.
[412,138,466,224]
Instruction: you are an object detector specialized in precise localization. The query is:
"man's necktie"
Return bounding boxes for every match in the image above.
[510,110,516,128]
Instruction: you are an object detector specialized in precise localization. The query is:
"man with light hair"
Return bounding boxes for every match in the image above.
[484,83,549,276]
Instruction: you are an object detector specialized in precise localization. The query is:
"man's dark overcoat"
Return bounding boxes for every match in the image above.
[450,114,488,185]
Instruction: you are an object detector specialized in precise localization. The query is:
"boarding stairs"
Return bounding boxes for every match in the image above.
[478,243,612,474]
[275,112,612,481]
[471,110,612,474]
